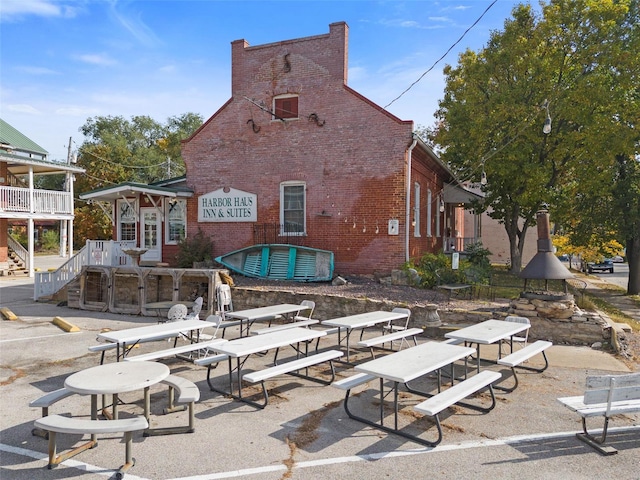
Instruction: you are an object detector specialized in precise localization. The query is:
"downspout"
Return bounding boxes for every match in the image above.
[405,134,418,263]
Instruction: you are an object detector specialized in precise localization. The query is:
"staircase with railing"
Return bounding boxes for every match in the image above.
[7,234,28,273]
[34,240,137,300]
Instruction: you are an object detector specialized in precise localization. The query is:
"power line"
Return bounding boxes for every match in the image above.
[384,0,498,110]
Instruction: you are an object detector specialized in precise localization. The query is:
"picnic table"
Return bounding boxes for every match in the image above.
[142,300,195,318]
[200,326,327,408]
[97,319,212,360]
[444,319,531,372]
[64,361,169,438]
[343,341,476,446]
[321,310,410,363]
[224,303,310,336]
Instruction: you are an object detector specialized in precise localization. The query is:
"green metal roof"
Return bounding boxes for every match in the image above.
[0,118,49,155]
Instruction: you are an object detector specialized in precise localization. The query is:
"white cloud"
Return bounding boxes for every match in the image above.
[55,106,100,116]
[0,0,79,21]
[108,1,162,47]
[14,65,60,75]
[7,104,41,114]
[74,53,117,66]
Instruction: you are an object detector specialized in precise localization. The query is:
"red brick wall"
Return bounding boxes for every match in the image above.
[182,23,447,276]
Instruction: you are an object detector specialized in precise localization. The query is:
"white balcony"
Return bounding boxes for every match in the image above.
[0,186,73,218]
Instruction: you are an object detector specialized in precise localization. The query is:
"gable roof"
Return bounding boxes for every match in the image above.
[0,118,48,156]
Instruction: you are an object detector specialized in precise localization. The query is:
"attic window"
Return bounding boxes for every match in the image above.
[273,95,298,120]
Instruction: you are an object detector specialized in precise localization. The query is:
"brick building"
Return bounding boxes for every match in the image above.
[181,22,477,276]
[81,22,479,276]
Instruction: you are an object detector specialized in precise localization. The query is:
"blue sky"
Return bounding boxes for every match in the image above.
[1,0,538,161]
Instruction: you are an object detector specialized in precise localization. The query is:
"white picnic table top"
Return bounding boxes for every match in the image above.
[355,341,475,383]
[321,310,410,362]
[65,361,169,395]
[225,303,309,321]
[65,361,169,422]
[97,319,211,345]
[210,327,326,358]
[322,310,408,330]
[444,319,529,345]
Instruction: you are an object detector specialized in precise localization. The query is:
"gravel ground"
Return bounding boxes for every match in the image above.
[232,274,640,370]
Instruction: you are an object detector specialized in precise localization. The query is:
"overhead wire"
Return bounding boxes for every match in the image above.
[383,0,499,110]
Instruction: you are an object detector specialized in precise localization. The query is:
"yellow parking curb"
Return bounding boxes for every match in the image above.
[0,307,19,321]
[52,316,80,332]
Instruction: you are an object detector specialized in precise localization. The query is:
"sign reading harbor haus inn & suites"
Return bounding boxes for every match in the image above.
[198,187,257,222]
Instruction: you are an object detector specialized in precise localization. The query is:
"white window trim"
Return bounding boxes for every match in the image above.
[117,199,137,243]
[164,198,186,245]
[413,182,421,237]
[436,194,442,237]
[273,94,299,121]
[427,188,432,237]
[280,181,306,236]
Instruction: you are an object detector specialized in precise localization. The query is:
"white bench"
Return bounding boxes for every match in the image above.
[29,388,77,438]
[357,328,423,358]
[332,373,378,392]
[251,319,319,335]
[88,333,178,363]
[558,372,640,455]
[496,340,552,392]
[413,370,502,446]
[88,342,118,364]
[123,339,228,363]
[33,414,148,478]
[144,375,200,436]
[242,350,343,407]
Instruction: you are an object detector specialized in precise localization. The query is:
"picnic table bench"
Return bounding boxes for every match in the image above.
[33,414,148,479]
[496,340,552,392]
[242,349,343,408]
[123,338,228,363]
[413,370,502,446]
[558,372,640,455]
[357,328,423,358]
[437,283,472,300]
[144,375,200,436]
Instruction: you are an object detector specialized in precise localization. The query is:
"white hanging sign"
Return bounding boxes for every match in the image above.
[198,187,257,222]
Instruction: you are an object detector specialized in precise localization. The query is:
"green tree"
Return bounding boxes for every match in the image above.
[73,113,203,245]
[430,0,639,294]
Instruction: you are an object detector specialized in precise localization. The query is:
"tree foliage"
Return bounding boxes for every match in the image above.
[75,113,203,195]
[73,113,203,246]
[430,0,639,293]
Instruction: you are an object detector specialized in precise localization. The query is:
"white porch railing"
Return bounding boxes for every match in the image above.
[34,245,87,300]
[0,186,73,215]
[8,234,29,270]
[34,240,137,299]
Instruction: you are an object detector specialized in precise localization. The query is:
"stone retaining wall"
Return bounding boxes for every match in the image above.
[231,286,611,347]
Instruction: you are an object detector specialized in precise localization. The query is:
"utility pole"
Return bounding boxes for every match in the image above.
[60,137,72,257]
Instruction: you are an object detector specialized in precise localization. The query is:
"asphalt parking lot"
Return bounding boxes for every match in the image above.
[1,271,639,480]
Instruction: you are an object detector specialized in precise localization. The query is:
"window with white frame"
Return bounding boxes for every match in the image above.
[436,194,441,237]
[165,199,186,244]
[273,94,299,120]
[427,188,433,237]
[280,182,305,235]
[413,182,421,237]
[117,199,137,242]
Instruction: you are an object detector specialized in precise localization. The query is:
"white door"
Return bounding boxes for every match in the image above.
[140,208,161,264]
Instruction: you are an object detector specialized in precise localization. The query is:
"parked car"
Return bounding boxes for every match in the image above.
[610,255,625,263]
[587,259,614,274]
[557,254,570,262]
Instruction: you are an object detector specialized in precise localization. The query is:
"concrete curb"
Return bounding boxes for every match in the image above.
[51,316,80,332]
[0,307,18,321]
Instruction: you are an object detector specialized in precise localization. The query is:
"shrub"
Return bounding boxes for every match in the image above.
[175,229,214,268]
[404,252,466,288]
[40,230,60,252]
